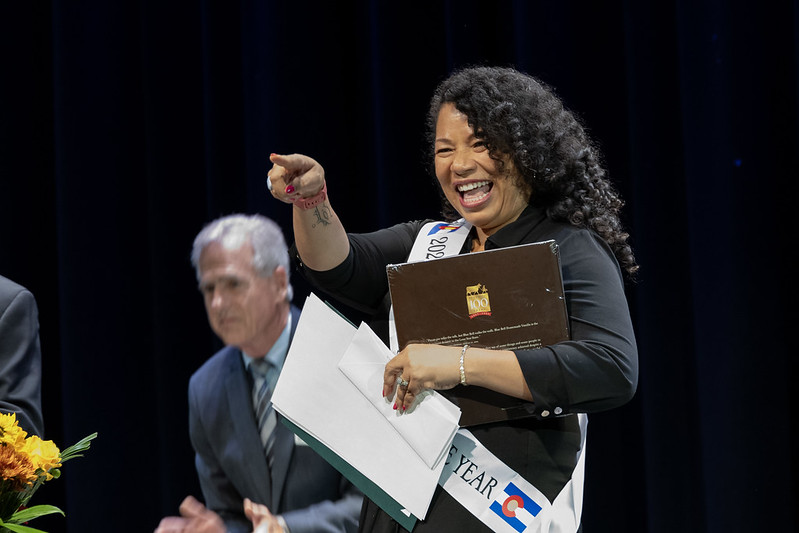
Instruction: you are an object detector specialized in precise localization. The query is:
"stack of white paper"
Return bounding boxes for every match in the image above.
[271,294,461,520]
[338,322,461,469]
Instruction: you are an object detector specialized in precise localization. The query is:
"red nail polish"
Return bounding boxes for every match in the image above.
[285,185,295,194]
[393,403,397,410]
[402,405,407,411]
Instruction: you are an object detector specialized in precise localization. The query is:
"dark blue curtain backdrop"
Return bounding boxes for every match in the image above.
[1,1,796,532]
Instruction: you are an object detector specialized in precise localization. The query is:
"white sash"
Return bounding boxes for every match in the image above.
[388,219,472,354]
[438,420,587,533]
[391,220,587,532]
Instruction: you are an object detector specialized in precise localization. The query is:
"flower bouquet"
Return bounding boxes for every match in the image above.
[0,413,97,533]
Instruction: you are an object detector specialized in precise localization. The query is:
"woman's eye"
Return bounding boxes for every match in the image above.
[473,141,487,151]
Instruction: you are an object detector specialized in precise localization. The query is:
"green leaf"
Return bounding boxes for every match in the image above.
[59,432,98,463]
[0,522,48,533]
[9,504,64,523]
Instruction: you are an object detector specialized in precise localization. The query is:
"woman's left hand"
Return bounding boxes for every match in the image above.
[383,344,461,412]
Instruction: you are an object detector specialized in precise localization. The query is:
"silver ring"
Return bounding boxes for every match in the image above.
[397,376,409,388]
[266,176,273,192]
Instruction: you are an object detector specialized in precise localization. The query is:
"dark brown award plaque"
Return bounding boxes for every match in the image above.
[387,240,570,426]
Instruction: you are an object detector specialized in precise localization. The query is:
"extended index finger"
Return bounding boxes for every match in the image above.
[269,153,326,197]
[269,153,316,174]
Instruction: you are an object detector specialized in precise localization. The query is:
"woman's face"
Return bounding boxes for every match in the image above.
[434,103,530,237]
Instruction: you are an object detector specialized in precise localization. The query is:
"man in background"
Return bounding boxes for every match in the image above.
[155,214,361,533]
[0,275,44,436]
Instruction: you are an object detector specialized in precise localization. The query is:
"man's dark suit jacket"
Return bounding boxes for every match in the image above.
[0,275,44,436]
[188,305,362,533]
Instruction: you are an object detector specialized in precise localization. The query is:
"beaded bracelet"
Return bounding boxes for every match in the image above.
[459,344,469,386]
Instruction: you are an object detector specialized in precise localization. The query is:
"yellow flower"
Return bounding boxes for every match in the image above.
[0,414,26,448]
[0,412,95,530]
[20,435,61,481]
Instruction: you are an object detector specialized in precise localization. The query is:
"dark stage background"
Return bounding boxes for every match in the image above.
[1,1,796,532]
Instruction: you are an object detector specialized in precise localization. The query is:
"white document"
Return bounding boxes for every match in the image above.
[271,294,460,519]
[338,322,460,469]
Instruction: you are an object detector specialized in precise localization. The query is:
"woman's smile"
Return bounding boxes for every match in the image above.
[434,103,530,238]
[456,180,493,208]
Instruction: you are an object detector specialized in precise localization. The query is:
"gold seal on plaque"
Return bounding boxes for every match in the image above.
[466,284,491,319]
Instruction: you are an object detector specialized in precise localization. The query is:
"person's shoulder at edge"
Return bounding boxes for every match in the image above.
[0,275,31,306]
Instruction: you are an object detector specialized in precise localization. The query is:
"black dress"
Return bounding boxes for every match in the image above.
[297,206,638,532]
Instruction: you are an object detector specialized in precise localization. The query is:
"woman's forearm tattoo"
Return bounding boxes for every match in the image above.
[311,204,332,229]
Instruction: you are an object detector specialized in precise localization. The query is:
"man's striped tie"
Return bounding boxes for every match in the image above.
[250,358,277,469]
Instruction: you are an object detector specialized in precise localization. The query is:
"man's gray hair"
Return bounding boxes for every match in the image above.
[191,214,293,300]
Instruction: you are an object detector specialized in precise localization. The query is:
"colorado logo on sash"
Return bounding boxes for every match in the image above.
[490,482,543,532]
[427,222,463,235]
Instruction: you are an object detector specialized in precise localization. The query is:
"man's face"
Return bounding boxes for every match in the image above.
[198,241,288,356]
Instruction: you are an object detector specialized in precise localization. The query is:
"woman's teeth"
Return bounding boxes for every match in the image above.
[457,180,490,192]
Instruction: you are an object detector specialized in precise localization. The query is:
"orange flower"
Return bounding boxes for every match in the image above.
[0,444,36,489]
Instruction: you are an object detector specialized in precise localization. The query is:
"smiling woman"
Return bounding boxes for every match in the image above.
[426,67,636,277]
[433,102,531,251]
[267,66,639,533]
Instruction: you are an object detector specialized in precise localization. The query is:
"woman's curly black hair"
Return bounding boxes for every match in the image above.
[426,66,638,277]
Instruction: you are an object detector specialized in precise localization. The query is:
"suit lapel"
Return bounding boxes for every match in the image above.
[268,417,295,511]
[267,306,302,511]
[221,307,303,512]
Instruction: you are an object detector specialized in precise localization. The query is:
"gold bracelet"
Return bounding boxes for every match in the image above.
[459,344,469,386]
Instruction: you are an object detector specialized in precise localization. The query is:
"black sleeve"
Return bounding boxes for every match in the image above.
[295,220,426,315]
[517,229,638,417]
